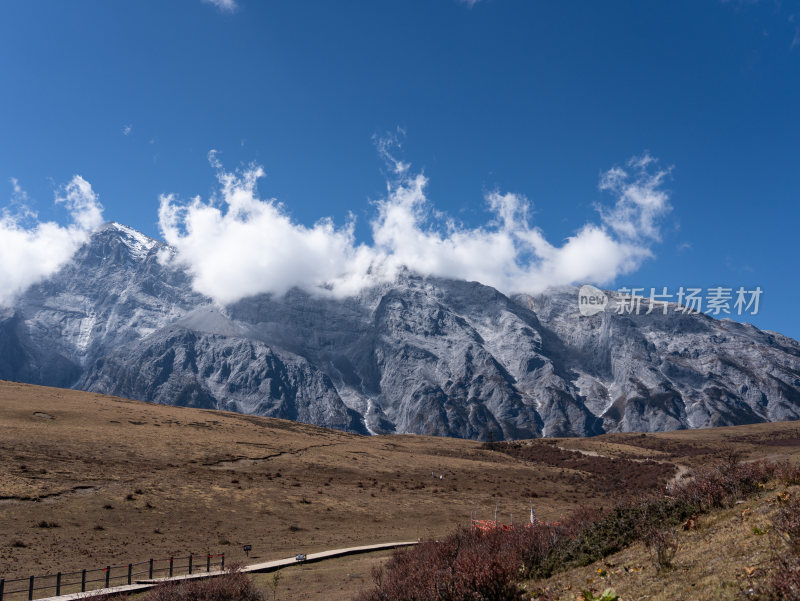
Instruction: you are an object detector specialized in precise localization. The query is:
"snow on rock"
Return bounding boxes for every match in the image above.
[0,224,799,439]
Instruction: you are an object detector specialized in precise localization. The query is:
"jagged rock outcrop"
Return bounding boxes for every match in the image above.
[1,222,798,439]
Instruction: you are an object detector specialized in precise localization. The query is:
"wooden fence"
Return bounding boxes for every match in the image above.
[0,553,224,601]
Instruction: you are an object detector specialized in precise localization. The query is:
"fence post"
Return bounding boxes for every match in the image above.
[188,554,192,575]
[206,555,211,572]
[221,553,224,571]
[1,577,5,601]
[105,566,110,588]
[56,573,61,596]
[28,576,33,601]
[149,559,153,579]
[81,570,86,592]
[169,557,173,578]
[128,564,132,585]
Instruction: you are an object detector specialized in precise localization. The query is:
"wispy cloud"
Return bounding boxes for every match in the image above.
[9,178,29,205]
[202,0,238,13]
[373,129,410,176]
[158,144,672,305]
[0,177,105,307]
[122,124,132,136]
[597,153,672,242]
[721,1,800,50]
[457,0,481,8]
[4,178,37,225]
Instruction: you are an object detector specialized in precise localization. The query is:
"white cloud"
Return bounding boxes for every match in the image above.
[0,176,105,307]
[158,149,672,305]
[597,153,671,242]
[158,158,372,305]
[122,124,132,136]
[55,175,105,231]
[10,178,29,204]
[207,149,223,170]
[374,130,410,176]
[202,0,238,13]
[458,0,481,7]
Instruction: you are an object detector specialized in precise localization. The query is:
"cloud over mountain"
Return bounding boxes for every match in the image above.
[0,176,104,307]
[0,149,672,309]
[158,150,672,305]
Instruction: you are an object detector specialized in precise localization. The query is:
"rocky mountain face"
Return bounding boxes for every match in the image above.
[1,223,799,439]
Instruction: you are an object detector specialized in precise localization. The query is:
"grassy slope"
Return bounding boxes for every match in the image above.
[525,483,797,601]
[0,380,668,581]
[2,379,800,598]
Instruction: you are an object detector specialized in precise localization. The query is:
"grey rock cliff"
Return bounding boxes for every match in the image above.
[1,223,798,439]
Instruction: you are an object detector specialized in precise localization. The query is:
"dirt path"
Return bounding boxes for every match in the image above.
[556,445,691,490]
[666,462,691,489]
[555,445,602,458]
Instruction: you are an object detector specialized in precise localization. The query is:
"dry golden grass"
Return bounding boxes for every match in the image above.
[2,379,800,599]
[524,484,799,601]
[250,550,394,601]
[0,380,614,581]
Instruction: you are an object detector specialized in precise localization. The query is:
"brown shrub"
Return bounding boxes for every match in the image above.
[766,562,800,600]
[359,456,778,601]
[84,567,262,601]
[776,461,800,486]
[36,520,60,528]
[774,494,800,555]
[759,494,800,599]
[490,441,675,496]
[642,525,678,571]
[358,527,529,601]
[762,492,800,599]
[144,569,263,601]
[678,458,774,510]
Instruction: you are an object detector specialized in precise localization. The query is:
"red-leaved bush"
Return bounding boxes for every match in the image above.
[763,491,800,600]
[364,527,532,601]
[85,566,263,601]
[359,456,780,601]
[678,457,775,511]
[776,461,800,487]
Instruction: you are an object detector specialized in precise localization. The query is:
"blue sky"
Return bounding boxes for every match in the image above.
[1,0,799,338]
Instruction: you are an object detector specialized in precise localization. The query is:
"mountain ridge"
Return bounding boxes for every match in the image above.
[1,222,798,439]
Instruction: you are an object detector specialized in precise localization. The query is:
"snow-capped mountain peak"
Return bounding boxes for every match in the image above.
[106,222,159,259]
[1,224,799,440]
